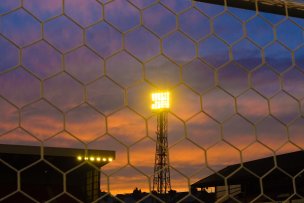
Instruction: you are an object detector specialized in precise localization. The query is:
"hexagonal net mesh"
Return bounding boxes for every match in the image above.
[0,0,304,202]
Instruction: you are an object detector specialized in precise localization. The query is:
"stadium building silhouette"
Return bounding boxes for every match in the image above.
[0,144,115,203]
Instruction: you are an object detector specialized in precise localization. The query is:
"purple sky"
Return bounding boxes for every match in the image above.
[0,0,304,197]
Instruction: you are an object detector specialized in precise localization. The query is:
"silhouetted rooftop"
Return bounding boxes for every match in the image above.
[192,150,304,188]
[195,0,304,18]
[0,144,115,169]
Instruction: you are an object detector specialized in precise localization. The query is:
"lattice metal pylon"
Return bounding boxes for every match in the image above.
[153,111,171,194]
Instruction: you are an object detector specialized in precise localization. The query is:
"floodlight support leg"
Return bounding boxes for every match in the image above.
[153,111,171,194]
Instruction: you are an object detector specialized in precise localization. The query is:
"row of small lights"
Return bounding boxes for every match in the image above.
[77,156,113,162]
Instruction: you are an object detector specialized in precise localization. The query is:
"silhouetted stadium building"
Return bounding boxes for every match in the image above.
[0,144,115,203]
[192,150,304,202]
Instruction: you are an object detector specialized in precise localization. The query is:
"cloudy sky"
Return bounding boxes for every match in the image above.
[0,0,304,196]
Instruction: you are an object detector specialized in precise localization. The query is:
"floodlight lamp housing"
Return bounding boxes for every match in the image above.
[151,91,170,112]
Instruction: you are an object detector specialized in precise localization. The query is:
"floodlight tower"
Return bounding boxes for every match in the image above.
[151,91,171,194]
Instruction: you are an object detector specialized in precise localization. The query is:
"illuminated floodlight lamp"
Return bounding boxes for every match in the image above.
[151,91,170,111]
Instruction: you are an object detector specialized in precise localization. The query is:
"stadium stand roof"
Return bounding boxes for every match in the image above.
[192,150,304,188]
[195,0,304,18]
[0,144,115,169]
